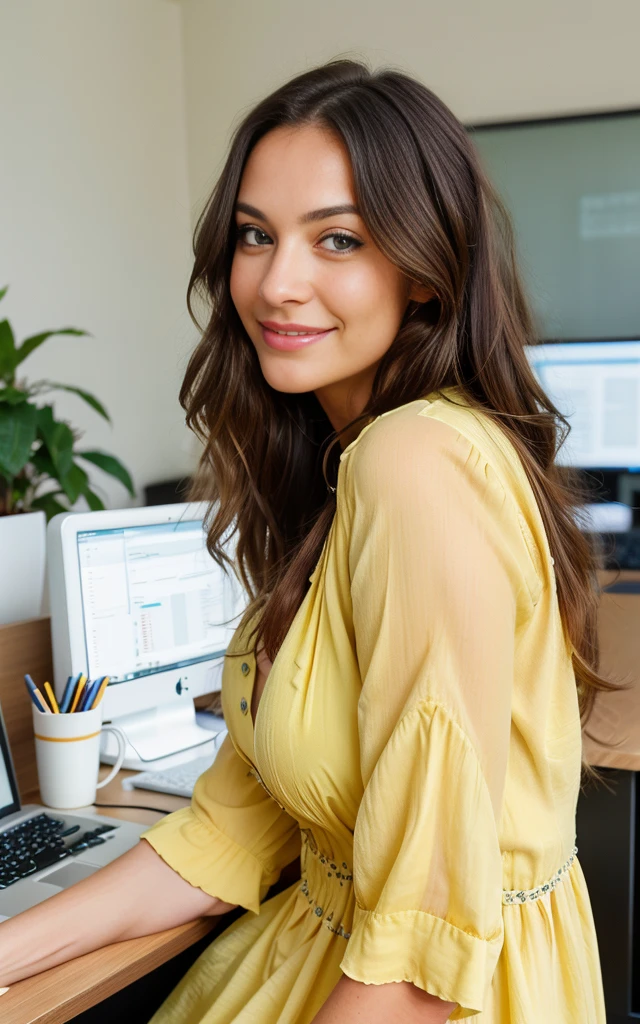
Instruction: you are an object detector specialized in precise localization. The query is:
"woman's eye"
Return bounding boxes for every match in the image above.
[237,226,271,246]
[236,226,361,253]
[318,233,362,254]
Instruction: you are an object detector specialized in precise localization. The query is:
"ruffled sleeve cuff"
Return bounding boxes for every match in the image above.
[141,806,277,916]
[340,905,503,1019]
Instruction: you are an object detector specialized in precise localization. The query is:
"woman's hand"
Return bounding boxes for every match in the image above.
[311,976,456,1023]
[0,839,235,987]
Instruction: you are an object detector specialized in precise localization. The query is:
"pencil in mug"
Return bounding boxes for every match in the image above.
[59,674,80,714]
[23,674,50,714]
[90,676,110,710]
[77,676,100,712]
[76,675,109,712]
[43,681,60,714]
[68,674,87,714]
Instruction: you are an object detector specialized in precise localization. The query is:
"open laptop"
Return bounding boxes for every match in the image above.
[0,700,147,921]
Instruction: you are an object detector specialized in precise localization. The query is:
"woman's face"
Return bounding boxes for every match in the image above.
[230,124,430,431]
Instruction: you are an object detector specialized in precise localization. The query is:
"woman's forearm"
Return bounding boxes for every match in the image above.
[311,976,456,1024]
[0,839,236,986]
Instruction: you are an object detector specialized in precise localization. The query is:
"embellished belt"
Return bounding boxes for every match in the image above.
[503,846,578,905]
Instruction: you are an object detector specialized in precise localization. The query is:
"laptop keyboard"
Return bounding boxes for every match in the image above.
[0,813,116,890]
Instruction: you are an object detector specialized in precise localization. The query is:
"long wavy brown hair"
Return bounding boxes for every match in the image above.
[181,57,618,730]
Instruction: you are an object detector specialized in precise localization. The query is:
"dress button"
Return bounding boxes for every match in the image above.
[240,697,248,715]
[241,662,250,676]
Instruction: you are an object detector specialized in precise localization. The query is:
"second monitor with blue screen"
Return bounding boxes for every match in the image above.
[528,340,640,470]
[48,503,247,770]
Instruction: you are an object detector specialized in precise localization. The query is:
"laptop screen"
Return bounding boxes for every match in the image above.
[0,702,21,818]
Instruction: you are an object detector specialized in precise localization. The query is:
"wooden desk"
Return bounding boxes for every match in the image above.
[0,767,218,1024]
[583,570,640,770]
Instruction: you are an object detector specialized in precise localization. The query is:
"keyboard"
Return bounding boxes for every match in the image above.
[0,813,116,890]
[127,752,223,798]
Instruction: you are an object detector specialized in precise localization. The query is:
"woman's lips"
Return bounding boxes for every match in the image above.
[260,324,336,351]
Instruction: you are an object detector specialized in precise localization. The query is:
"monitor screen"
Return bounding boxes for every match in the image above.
[472,112,640,341]
[76,519,228,684]
[528,340,640,469]
[0,753,15,816]
[0,703,20,818]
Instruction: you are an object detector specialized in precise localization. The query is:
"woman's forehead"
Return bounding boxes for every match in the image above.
[237,125,359,222]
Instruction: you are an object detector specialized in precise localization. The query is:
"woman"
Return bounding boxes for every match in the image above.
[0,59,609,1022]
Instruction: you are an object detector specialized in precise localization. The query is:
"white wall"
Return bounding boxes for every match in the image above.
[0,0,196,509]
[179,0,640,220]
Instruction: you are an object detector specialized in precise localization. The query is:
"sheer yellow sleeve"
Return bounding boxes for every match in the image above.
[338,410,540,1018]
[141,733,300,915]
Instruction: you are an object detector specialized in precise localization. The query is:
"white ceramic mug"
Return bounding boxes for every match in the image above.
[32,705,127,809]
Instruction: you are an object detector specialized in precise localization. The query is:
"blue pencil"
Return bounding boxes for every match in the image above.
[24,674,50,714]
[78,677,101,713]
[59,674,80,714]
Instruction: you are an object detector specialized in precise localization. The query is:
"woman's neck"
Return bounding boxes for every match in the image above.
[314,365,378,449]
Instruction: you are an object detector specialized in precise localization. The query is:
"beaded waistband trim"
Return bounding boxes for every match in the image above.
[503,846,578,905]
[300,877,352,939]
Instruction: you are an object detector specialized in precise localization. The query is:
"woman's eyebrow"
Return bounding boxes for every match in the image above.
[235,202,360,223]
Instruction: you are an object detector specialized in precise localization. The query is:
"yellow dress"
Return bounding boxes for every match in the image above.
[142,390,606,1023]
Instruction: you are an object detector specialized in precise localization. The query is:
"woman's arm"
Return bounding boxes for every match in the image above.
[0,838,236,987]
[311,976,456,1023]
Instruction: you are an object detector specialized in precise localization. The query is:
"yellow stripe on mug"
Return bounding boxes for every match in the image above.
[34,730,101,743]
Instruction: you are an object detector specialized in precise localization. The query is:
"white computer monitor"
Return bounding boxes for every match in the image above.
[47,503,247,770]
[528,340,640,469]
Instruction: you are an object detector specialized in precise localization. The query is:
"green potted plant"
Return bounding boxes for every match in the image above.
[0,285,135,625]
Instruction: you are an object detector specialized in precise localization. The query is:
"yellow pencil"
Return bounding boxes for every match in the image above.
[43,681,60,713]
[68,674,87,713]
[90,676,110,710]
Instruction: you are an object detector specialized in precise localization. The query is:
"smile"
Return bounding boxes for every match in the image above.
[270,328,319,336]
[259,322,336,351]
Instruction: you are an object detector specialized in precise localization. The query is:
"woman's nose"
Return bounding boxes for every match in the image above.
[258,242,314,307]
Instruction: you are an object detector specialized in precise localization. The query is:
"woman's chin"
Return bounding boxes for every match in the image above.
[258,360,325,395]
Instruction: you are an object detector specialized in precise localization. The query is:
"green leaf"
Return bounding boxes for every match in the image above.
[44,382,110,422]
[0,320,17,382]
[31,491,69,521]
[84,487,105,511]
[77,450,135,496]
[30,445,58,480]
[0,286,8,303]
[58,461,89,505]
[36,406,74,479]
[0,386,29,405]
[15,328,90,369]
[0,402,37,477]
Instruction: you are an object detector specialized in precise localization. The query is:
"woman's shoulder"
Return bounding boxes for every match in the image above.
[339,387,524,492]
[337,387,548,600]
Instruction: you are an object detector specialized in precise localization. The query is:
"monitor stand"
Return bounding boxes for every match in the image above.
[99,700,223,771]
